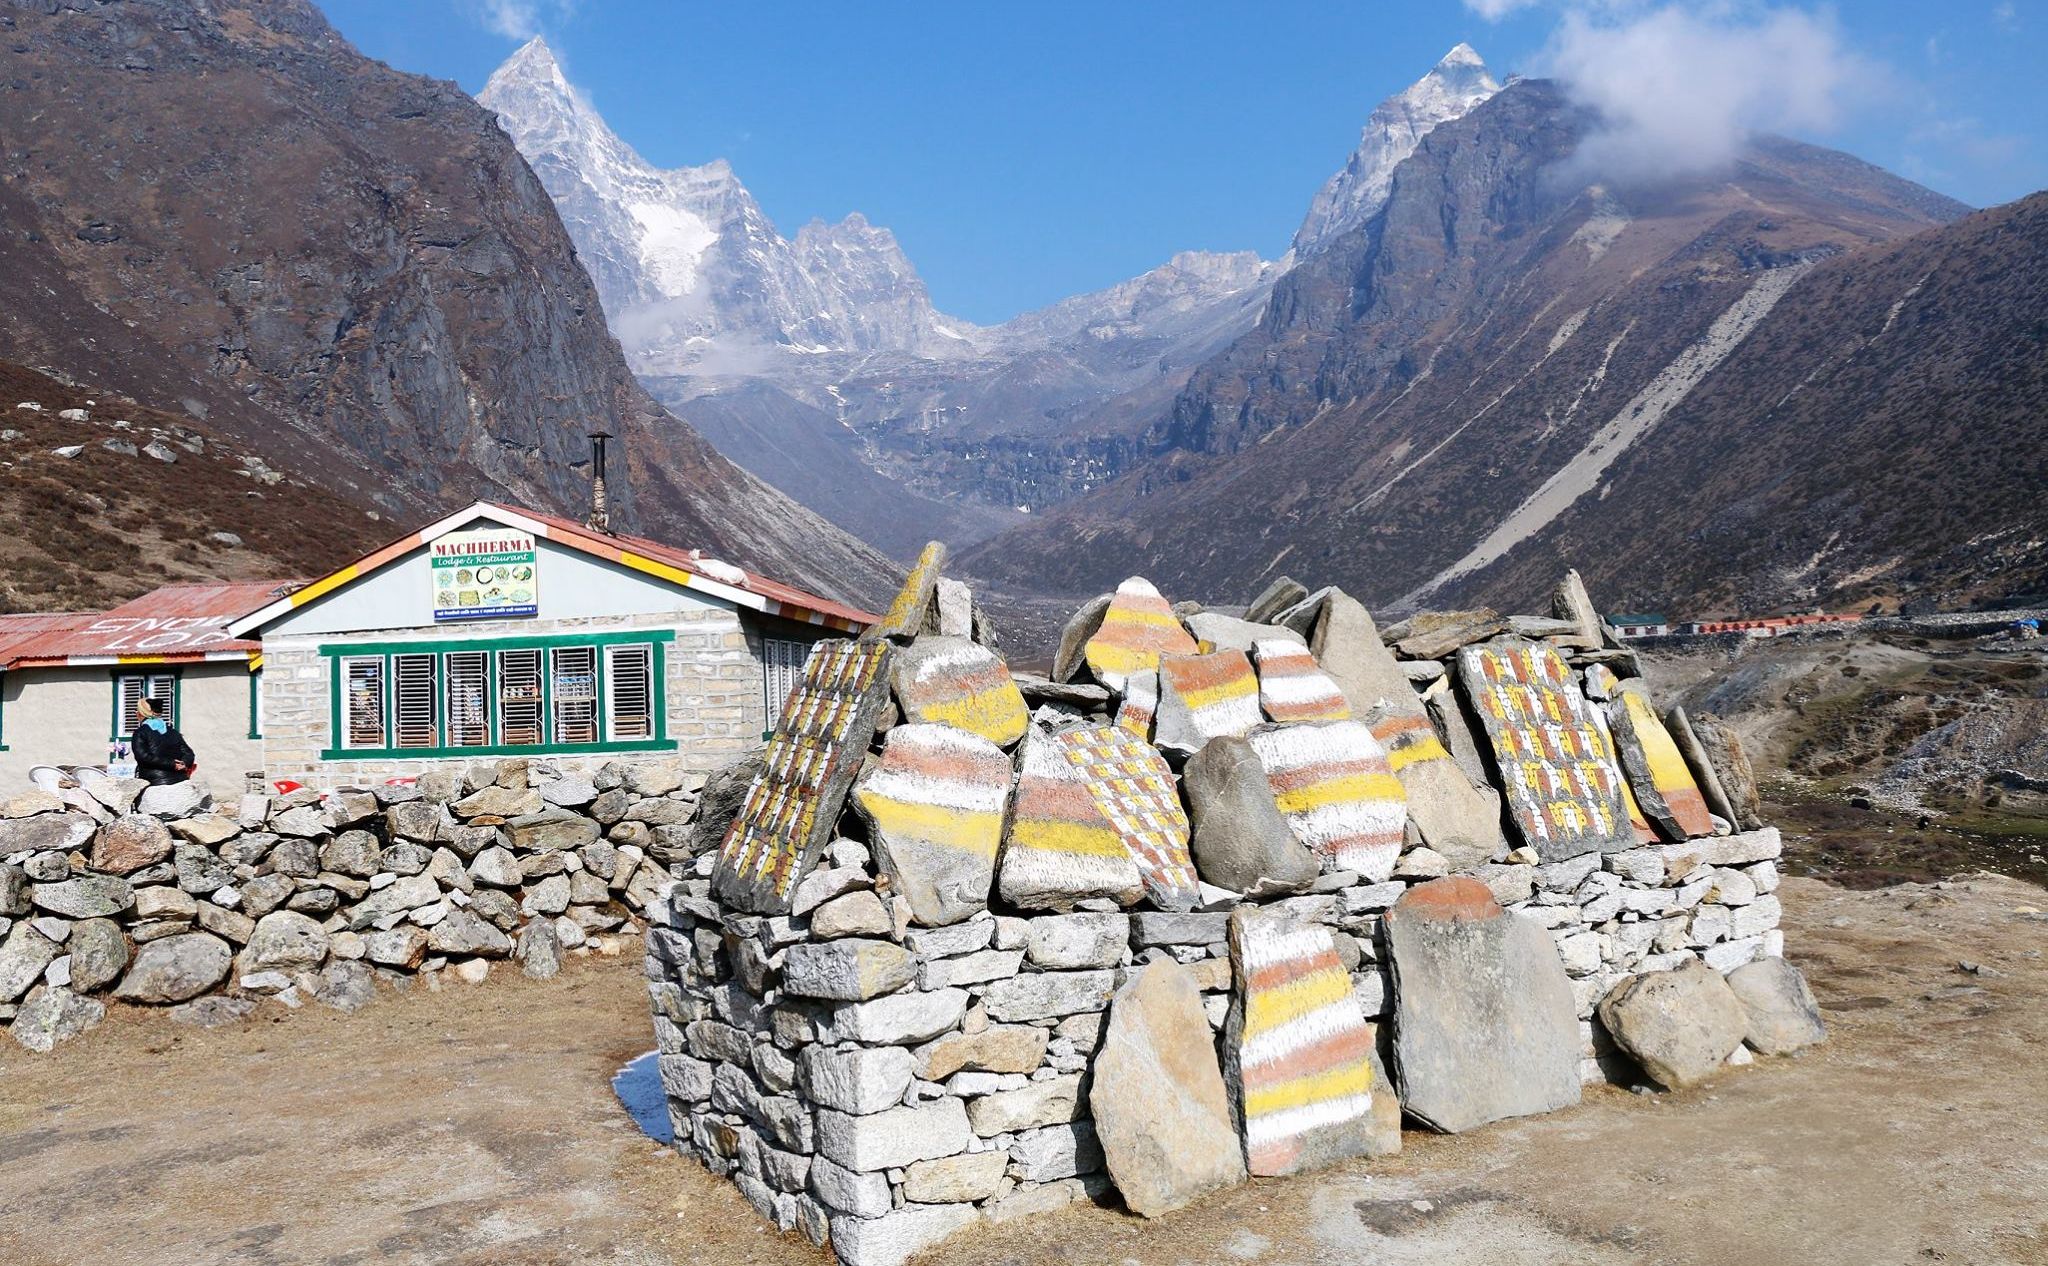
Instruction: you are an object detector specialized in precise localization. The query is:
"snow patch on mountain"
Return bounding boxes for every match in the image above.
[1293,43,1502,256]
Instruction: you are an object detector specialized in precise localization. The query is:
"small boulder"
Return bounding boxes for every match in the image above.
[1597,957,1749,1089]
[137,782,206,820]
[65,918,130,994]
[1181,736,1316,896]
[114,932,233,1003]
[1726,957,1827,1055]
[10,985,105,1052]
[516,919,563,979]
[239,910,330,973]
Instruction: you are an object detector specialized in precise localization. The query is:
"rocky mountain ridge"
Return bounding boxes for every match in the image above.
[960,78,2016,621]
[481,41,1502,547]
[0,0,893,608]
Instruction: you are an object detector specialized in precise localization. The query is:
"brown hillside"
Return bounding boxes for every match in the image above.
[0,360,385,612]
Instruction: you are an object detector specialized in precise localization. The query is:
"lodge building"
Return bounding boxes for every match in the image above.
[0,499,872,797]
[225,502,872,789]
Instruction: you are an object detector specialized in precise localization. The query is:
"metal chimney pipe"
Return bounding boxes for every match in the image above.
[587,429,613,533]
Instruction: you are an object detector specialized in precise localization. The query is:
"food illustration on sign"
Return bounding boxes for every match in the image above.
[430,529,540,621]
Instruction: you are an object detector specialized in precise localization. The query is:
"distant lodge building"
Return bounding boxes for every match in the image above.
[1607,611,1865,641]
[1,501,873,796]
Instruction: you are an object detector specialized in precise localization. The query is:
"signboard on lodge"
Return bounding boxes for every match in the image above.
[430,529,539,622]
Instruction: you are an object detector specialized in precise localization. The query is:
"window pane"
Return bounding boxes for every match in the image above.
[499,648,544,746]
[393,654,438,749]
[446,651,491,747]
[605,643,653,741]
[763,638,806,725]
[552,646,598,745]
[344,658,386,749]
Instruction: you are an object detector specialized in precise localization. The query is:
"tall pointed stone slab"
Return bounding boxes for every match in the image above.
[1154,650,1262,757]
[1084,577,1198,692]
[1246,720,1407,881]
[890,636,1028,748]
[1090,961,1246,1216]
[1252,639,1351,724]
[714,640,893,914]
[1607,683,1714,840]
[1312,591,1504,868]
[1587,698,1658,846]
[1064,725,1198,911]
[934,576,974,638]
[1551,568,1603,650]
[998,726,1145,911]
[1455,638,1635,861]
[1690,712,1765,831]
[1665,705,1739,829]
[853,724,1011,927]
[1051,593,1111,684]
[1225,907,1378,1177]
[1384,877,1580,1133]
[865,541,946,641]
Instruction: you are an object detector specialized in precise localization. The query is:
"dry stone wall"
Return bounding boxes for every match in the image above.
[643,556,1825,1266]
[0,754,703,1050]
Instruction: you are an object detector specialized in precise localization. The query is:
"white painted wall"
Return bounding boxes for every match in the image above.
[1,662,261,800]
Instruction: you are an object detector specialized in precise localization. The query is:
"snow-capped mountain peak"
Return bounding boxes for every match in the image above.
[1292,44,1502,256]
[481,42,964,371]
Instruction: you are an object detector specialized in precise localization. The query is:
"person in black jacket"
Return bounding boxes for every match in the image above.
[131,696,196,787]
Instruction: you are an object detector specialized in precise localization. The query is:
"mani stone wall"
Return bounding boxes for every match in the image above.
[641,555,1825,1266]
[0,754,706,1050]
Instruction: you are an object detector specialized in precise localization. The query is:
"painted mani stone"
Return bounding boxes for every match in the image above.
[714,639,893,914]
[865,540,946,641]
[890,635,1029,748]
[1115,668,1158,742]
[1225,906,1378,1177]
[1251,639,1352,724]
[998,724,1196,911]
[1587,700,1658,845]
[1063,724,1198,912]
[1083,577,1198,692]
[1454,638,1635,861]
[1247,721,1409,881]
[852,723,1011,927]
[1153,649,1263,756]
[1606,683,1715,841]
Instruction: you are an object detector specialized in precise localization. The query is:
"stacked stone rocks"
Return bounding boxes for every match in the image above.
[645,555,1828,1266]
[0,756,696,1049]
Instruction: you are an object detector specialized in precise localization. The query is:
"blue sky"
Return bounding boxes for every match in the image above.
[321,1,2047,324]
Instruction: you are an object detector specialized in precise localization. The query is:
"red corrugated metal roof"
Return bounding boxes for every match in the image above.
[229,501,881,639]
[0,612,93,663]
[4,581,296,667]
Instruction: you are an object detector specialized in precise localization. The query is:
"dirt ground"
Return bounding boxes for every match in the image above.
[4,874,2046,1266]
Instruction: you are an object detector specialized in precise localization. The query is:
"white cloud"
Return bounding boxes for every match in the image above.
[1463,0,1543,18]
[463,0,575,41]
[1540,5,1868,185]
[1992,2,2019,32]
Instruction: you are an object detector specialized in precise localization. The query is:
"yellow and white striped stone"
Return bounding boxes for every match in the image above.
[1227,906,1376,1177]
[1252,639,1352,724]
[890,635,1028,747]
[1247,720,1408,881]
[1084,577,1198,692]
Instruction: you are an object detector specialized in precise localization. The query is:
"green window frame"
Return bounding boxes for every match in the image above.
[318,630,673,760]
[111,669,183,741]
[247,666,263,740]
